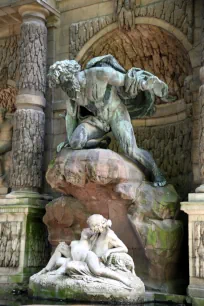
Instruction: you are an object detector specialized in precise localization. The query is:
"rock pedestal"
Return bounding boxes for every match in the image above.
[45,148,183,293]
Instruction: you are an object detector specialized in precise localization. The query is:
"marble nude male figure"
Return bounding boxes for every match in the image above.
[48,54,169,186]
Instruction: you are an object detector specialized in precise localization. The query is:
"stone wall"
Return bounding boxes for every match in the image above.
[135,0,193,42]
[0,35,19,86]
[68,0,193,59]
[0,221,22,268]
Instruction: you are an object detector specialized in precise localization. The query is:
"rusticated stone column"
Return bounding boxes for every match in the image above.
[9,4,49,198]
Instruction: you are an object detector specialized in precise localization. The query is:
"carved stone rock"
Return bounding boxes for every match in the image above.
[46,148,183,291]
[11,109,45,189]
[18,22,47,93]
[43,196,90,248]
[0,87,17,113]
[0,221,22,267]
[30,272,144,303]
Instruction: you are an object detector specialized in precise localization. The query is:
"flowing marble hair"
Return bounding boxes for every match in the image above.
[47,60,81,99]
[87,214,112,229]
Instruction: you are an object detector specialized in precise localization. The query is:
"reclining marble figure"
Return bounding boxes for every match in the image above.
[48,54,171,186]
[36,214,136,288]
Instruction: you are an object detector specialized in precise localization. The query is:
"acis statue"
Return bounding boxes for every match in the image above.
[48,54,171,186]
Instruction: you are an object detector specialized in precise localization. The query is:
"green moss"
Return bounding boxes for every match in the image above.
[48,156,56,169]
[192,297,204,306]
[9,274,24,283]
[147,227,157,246]
[146,221,183,249]
[154,293,186,304]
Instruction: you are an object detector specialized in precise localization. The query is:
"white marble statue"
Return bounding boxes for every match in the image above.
[30,214,145,302]
[37,214,133,287]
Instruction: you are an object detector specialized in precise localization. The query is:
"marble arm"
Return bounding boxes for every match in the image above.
[103,230,128,261]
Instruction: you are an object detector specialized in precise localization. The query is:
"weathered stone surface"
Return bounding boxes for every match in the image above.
[46,149,144,195]
[0,200,50,285]
[11,109,45,189]
[135,0,193,43]
[0,36,19,86]
[70,0,193,59]
[129,218,183,279]
[69,15,116,59]
[46,148,182,291]
[43,196,90,248]
[30,272,145,303]
[0,87,17,113]
[128,182,179,220]
[0,221,22,267]
[18,21,47,93]
[115,0,135,31]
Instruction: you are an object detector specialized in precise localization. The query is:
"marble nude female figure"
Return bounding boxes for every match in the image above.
[37,214,133,287]
[48,54,170,186]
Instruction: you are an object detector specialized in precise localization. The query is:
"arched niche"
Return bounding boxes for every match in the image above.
[79,24,192,101]
[76,23,193,199]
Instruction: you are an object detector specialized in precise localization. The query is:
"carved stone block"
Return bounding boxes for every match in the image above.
[181,198,204,299]
[11,109,45,189]
[0,199,50,286]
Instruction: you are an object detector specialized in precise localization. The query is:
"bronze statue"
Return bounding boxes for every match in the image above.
[48,55,171,187]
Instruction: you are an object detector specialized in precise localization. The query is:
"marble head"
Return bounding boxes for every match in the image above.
[87,214,112,234]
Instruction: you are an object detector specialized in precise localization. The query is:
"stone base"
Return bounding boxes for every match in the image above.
[191,297,204,306]
[0,198,51,286]
[29,273,145,303]
[188,285,204,299]
[0,187,8,195]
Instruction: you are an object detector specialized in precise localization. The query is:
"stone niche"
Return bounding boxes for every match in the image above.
[80,25,192,101]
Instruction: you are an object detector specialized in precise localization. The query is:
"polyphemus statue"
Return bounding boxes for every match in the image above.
[48,54,173,187]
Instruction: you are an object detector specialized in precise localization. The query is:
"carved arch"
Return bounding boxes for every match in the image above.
[76,18,193,65]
